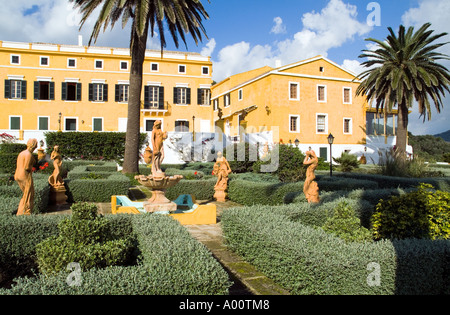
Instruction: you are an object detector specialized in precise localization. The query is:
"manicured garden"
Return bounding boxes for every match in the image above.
[0,141,449,295]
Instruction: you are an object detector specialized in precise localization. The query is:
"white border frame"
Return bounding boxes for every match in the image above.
[343,117,353,135]
[94,59,104,70]
[40,56,50,67]
[10,54,20,65]
[343,87,352,104]
[9,115,22,130]
[289,82,300,101]
[67,58,77,68]
[289,114,300,133]
[317,84,327,103]
[316,113,328,134]
[119,61,129,71]
[150,62,159,72]
[202,66,210,76]
[178,64,187,74]
[92,117,104,132]
[144,118,163,132]
[37,116,50,131]
[64,117,78,131]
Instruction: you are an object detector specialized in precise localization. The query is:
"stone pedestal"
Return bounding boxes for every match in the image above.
[143,189,178,213]
[214,189,227,202]
[50,185,68,205]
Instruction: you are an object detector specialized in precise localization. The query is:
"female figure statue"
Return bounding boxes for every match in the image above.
[213,152,232,201]
[151,120,168,177]
[49,145,64,187]
[14,138,38,215]
[303,149,320,203]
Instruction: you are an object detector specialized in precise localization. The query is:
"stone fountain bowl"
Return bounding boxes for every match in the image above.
[135,173,183,190]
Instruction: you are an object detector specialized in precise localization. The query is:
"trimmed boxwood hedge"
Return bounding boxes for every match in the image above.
[66,174,130,203]
[0,213,231,295]
[166,178,216,201]
[221,202,450,295]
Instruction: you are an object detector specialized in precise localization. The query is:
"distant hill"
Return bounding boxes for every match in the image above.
[434,130,450,142]
[409,132,450,162]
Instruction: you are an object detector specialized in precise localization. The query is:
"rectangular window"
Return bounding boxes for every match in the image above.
[343,87,352,104]
[34,81,55,101]
[120,61,128,70]
[95,60,103,69]
[115,84,129,102]
[317,85,327,102]
[89,83,108,102]
[93,118,103,132]
[62,82,82,101]
[178,65,186,74]
[316,114,327,133]
[145,86,165,109]
[198,88,211,106]
[67,58,76,68]
[238,89,243,101]
[289,115,300,133]
[151,63,159,72]
[38,117,49,131]
[10,55,20,65]
[224,93,231,107]
[289,82,299,100]
[145,119,157,132]
[173,87,191,105]
[319,147,328,161]
[65,118,77,131]
[10,116,21,130]
[343,118,352,134]
[6,80,27,99]
[175,120,190,132]
[40,56,49,66]
[202,66,209,75]
[213,99,219,111]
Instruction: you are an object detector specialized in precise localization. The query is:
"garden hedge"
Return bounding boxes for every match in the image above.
[0,213,231,295]
[166,178,216,201]
[221,202,450,295]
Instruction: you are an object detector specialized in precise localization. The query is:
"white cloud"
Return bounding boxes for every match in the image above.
[341,59,365,76]
[270,17,287,35]
[212,0,372,82]
[200,38,216,57]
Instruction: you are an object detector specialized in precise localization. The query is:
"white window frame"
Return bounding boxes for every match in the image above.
[317,85,327,103]
[93,83,105,102]
[118,84,129,103]
[289,82,300,101]
[120,61,128,71]
[40,56,50,67]
[95,59,104,70]
[144,118,163,132]
[176,87,188,106]
[10,54,20,65]
[199,89,211,106]
[10,80,23,99]
[343,117,353,134]
[147,86,160,108]
[178,64,186,74]
[343,87,352,104]
[175,119,190,133]
[213,99,219,111]
[64,117,78,131]
[224,93,231,107]
[238,89,243,101]
[151,63,159,72]
[38,116,50,131]
[9,115,22,130]
[202,66,210,75]
[316,113,328,134]
[67,58,77,68]
[289,115,300,133]
[92,117,104,132]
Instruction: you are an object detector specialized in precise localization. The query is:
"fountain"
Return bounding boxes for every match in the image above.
[135,120,183,213]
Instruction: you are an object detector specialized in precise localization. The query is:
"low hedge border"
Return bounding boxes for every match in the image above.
[221,202,450,295]
[166,178,216,201]
[0,213,231,295]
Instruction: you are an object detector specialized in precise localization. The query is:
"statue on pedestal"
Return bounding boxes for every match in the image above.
[48,145,67,205]
[213,152,232,202]
[14,139,38,216]
[303,149,320,203]
[151,120,168,178]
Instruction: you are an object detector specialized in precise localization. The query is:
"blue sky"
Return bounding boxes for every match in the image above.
[1,0,449,135]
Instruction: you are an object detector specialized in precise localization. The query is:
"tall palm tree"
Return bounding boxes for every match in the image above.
[70,0,209,173]
[356,23,450,157]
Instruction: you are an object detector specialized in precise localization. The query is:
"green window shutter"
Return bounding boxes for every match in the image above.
[103,84,108,102]
[76,83,82,101]
[34,81,39,100]
[115,84,120,102]
[93,118,102,131]
[61,82,67,100]
[38,117,49,130]
[144,86,150,106]
[173,87,178,104]
[21,81,27,99]
[159,86,165,109]
[197,88,202,105]
[88,84,93,101]
[4,80,10,99]
[186,88,191,105]
[49,82,55,100]
[10,117,20,130]
[319,147,328,160]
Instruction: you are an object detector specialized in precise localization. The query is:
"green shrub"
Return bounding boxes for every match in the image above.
[36,203,134,274]
[372,183,450,240]
[322,201,373,242]
[221,204,450,295]
[67,173,130,202]
[333,152,360,172]
[223,142,259,173]
[45,132,147,161]
[165,178,216,201]
[0,143,27,154]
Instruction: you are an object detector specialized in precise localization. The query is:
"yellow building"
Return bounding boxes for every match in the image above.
[211,56,373,161]
[0,39,213,142]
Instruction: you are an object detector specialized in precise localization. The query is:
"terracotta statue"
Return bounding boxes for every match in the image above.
[49,145,64,187]
[14,138,38,216]
[303,149,320,203]
[151,120,168,177]
[213,151,232,201]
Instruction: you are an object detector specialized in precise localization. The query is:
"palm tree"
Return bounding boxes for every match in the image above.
[69,0,209,173]
[356,23,450,157]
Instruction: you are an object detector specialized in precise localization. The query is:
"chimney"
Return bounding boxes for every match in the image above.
[78,35,83,47]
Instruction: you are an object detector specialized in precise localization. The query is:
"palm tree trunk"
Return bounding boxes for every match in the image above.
[396,103,409,159]
[122,26,149,174]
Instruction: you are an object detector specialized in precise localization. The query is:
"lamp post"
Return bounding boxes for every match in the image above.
[327,133,334,177]
[294,138,300,148]
[58,112,62,131]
